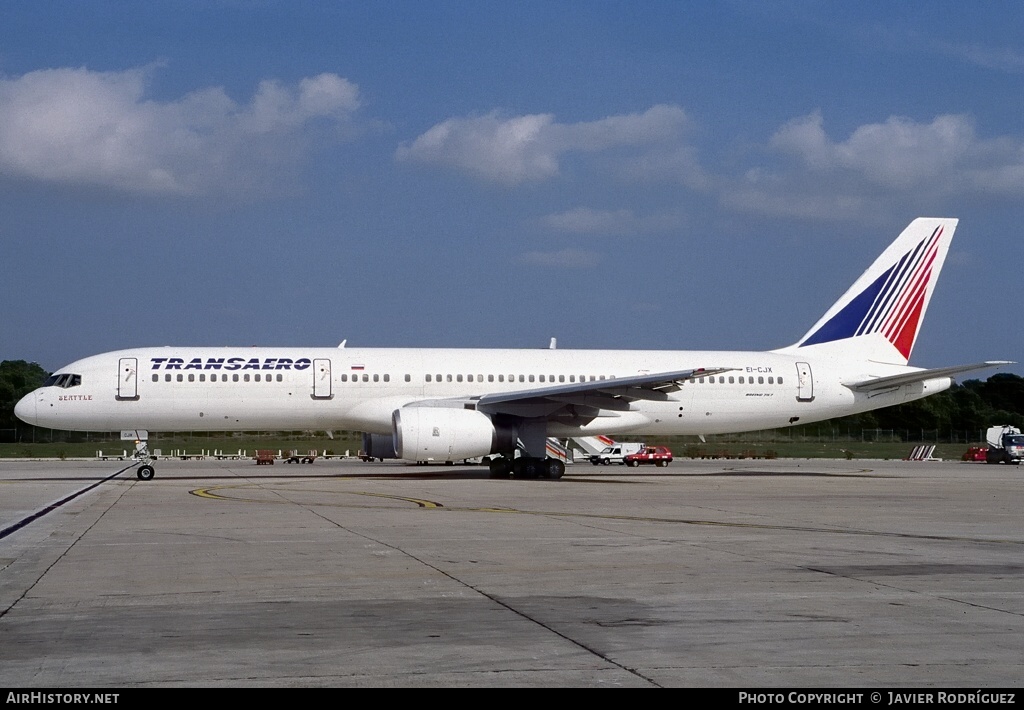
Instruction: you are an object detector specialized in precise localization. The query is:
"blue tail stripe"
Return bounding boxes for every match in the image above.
[802,267,892,346]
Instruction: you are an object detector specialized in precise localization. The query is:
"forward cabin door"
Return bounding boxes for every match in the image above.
[795,362,814,402]
[312,358,333,399]
[117,357,139,400]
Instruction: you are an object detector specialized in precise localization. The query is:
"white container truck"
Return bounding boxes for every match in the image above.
[985,425,1024,465]
[588,443,644,465]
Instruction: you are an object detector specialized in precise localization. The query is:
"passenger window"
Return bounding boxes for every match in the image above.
[244,374,250,382]
[728,376,734,384]
[488,374,494,382]
[758,376,764,384]
[373,374,379,382]
[778,377,784,385]
[177,374,183,382]
[529,375,535,382]
[254,374,261,382]
[232,374,239,382]
[152,374,159,383]
[768,376,774,384]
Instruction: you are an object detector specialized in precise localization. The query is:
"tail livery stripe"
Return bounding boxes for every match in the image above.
[801,225,944,359]
[857,233,930,336]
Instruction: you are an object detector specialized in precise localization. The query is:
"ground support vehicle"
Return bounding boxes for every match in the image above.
[986,425,1024,465]
[623,445,674,467]
[588,443,644,466]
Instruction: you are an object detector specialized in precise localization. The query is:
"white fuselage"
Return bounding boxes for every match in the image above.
[15,346,950,438]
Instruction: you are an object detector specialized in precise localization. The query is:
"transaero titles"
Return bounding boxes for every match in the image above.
[149,357,312,371]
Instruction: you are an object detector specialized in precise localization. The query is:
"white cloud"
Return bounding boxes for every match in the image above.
[396,104,690,184]
[723,111,1024,220]
[770,111,976,189]
[0,66,361,196]
[516,248,602,269]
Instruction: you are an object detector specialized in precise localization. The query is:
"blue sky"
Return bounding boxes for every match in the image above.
[1,1,1021,376]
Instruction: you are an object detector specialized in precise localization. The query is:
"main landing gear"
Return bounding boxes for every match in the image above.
[488,456,565,480]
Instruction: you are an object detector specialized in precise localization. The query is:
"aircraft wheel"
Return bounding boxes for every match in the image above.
[137,465,155,481]
[489,458,511,478]
[513,458,542,479]
[545,459,565,479]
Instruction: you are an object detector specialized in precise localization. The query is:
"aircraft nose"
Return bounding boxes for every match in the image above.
[14,391,37,426]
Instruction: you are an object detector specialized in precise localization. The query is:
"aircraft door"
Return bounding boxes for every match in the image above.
[312,358,332,399]
[795,362,814,402]
[117,358,139,400]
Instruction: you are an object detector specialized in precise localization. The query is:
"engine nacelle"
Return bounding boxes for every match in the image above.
[393,407,513,461]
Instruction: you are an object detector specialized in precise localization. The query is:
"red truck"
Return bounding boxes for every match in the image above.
[623,445,673,467]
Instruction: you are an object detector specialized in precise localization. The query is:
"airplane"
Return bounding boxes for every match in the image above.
[15,217,1011,481]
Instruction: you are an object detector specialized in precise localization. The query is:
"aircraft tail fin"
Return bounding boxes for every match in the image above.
[775,218,957,365]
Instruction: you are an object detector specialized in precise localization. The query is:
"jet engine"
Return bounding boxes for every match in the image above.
[393,407,515,461]
[361,432,398,460]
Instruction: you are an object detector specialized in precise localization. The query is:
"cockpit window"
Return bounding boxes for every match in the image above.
[43,373,82,388]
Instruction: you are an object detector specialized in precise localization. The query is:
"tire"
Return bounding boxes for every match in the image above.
[601,458,610,466]
[137,465,155,481]
[489,458,510,478]
[545,459,566,479]
[628,460,639,467]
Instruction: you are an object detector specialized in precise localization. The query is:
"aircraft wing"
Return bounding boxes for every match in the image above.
[843,361,1014,392]
[404,367,735,419]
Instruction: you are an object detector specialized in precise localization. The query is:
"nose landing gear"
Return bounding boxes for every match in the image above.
[124,430,157,481]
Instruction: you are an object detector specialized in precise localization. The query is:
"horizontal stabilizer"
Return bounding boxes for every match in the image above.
[843,361,1014,392]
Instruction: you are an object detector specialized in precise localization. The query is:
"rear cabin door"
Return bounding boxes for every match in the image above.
[117,357,138,400]
[312,358,333,399]
[795,362,814,402]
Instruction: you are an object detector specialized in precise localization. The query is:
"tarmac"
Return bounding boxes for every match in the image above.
[0,455,1021,688]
